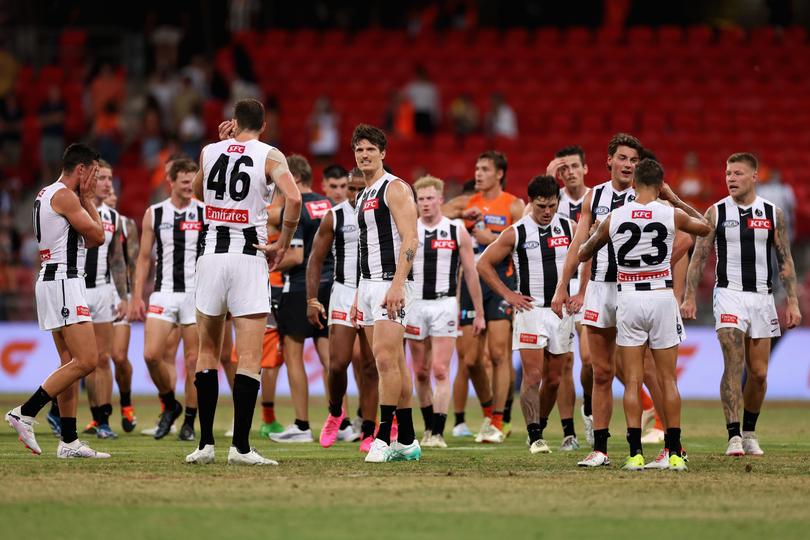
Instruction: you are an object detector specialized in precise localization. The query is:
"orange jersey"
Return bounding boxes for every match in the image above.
[463,191,520,234]
[266,215,283,288]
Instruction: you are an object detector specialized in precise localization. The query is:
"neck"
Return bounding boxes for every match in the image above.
[610,178,631,192]
[421,213,442,227]
[93,195,104,207]
[363,167,385,186]
[170,193,191,208]
[481,183,503,199]
[634,190,657,204]
[732,190,757,206]
[299,185,312,194]
[234,130,259,142]
[565,183,586,200]
[57,174,78,191]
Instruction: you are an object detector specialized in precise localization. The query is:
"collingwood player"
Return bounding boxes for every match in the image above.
[348,124,421,463]
[130,158,205,441]
[406,176,485,448]
[478,175,576,454]
[187,98,301,465]
[681,152,801,456]
[6,143,110,458]
[579,159,710,470]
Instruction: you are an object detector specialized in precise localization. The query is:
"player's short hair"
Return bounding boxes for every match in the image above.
[351,124,387,152]
[413,175,444,195]
[288,154,313,185]
[323,164,348,180]
[477,150,508,180]
[608,133,643,157]
[634,159,665,188]
[527,175,560,201]
[169,158,199,180]
[348,166,362,179]
[97,159,112,171]
[62,143,100,174]
[555,145,586,164]
[234,98,265,132]
[462,179,476,194]
[727,152,758,171]
[639,147,658,161]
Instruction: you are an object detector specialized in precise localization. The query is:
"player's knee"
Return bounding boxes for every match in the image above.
[111,351,127,367]
[75,355,97,376]
[415,368,430,384]
[593,364,614,387]
[523,366,543,387]
[748,365,768,386]
[433,363,449,382]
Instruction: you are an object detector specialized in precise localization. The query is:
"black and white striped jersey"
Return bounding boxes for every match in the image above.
[609,201,675,291]
[713,195,777,294]
[558,187,590,222]
[331,199,359,287]
[151,198,206,293]
[588,181,636,283]
[84,202,119,289]
[512,213,574,306]
[199,138,274,257]
[357,173,413,282]
[412,217,461,300]
[33,181,85,282]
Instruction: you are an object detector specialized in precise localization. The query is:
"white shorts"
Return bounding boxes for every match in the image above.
[513,305,574,354]
[86,283,118,324]
[617,290,685,349]
[570,277,583,323]
[356,279,412,327]
[35,278,93,331]
[148,290,197,326]
[581,280,618,329]
[404,297,459,340]
[713,288,780,339]
[328,281,356,328]
[195,253,270,317]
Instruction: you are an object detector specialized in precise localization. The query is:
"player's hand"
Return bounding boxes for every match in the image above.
[79,163,98,200]
[680,297,697,320]
[472,313,486,336]
[307,299,326,329]
[382,282,406,321]
[786,302,802,329]
[116,299,128,320]
[128,297,146,321]
[567,291,585,314]
[588,219,601,237]
[505,291,534,313]
[349,297,360,328]
[462,206,483,221]
[551,288,568,319]
[255,241,287,271]
[659,183,679,204]
[218,120,236,140]
[546,157,566,179]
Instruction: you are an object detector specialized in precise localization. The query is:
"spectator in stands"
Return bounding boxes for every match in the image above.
[674,151,712,212]
[403,65,440,135]
[260,96,281,147]
[0,42,18,99]
[449,93,479,137]
[484,92,517,139]
[148,69,180,130]
[178,103,205,158]
[383,90,415,139]
[141,97,165,170]
[0,94,23,167]
[38,85,65,181]
[172,75,202,128]
[90,61,125,118]
[181,54,211,98]
[92,100,122,165]
[758,168,796,242]
[308,95,339,164]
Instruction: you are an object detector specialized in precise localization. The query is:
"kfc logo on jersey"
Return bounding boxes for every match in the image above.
[747,218,772,230]
[547,236,570,248]
[632,210,653,219]
[76,306,91,317]
[180,221,202,231]
[584,310,599,322]
[103,221,116,233]
[331,310,347,321]
[720,314,738,324]
[39,249,51,261]
[519,333,538,344]
[305,200,332,219]
[227,144,245,154]
[432,239,457,250]
[206,205,249,224]
[363,198,379,211]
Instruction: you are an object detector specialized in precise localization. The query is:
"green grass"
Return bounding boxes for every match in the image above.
[1,395,809,540]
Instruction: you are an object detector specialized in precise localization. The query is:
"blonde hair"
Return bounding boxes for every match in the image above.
[413,175,444,195]
[97,159,112,171]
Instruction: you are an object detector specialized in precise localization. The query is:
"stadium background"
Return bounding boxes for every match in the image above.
[1,0,809,398]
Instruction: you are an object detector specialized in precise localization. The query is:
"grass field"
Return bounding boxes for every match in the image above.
[1,395,809,540]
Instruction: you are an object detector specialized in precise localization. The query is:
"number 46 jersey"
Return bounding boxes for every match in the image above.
[609,200,675,291]
[200,138,275,257]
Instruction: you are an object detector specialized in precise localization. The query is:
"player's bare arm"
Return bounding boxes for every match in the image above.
[774,207,802,328]
[305,212,334,328]
[124,218,139,279]
[385,179,418,319]
[551,190,595,316]
[476,227,533,312]
[51,169,104,247]
[578,215,612,263]
[681,206,717,319]
[110,219,129,316]
[129,209,155,321]
[192,150,205,201]
[255,148,302,270]
[274,245,303,272]
[458,225,486,334]
[441,193,471,219]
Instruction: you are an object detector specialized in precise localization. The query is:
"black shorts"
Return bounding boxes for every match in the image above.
[459,267,515,326]
[277,283,331,339]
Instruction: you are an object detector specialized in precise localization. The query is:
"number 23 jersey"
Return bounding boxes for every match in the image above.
[200,138,274,256]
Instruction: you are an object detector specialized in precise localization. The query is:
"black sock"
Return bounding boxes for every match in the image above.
[420,405,434,432]
[667,428,682,456]
[328,402,342,418]
[90,406,101,424]
[664,431,671,451]
[356,407,362,419]
[395,408,415,445]
[232,374,260,454]
[454,412,466,426]
[159,391,176,412]
[120,391,132,408]
[60,417,78,444]
[184,407,197,426]
[361,419,376,439]
[195,370,218,449]
[504,396,514,423]
[527,423,542,444]
[627,427,643,456]
[98,404,112,426]
[742,409,759,432]
[594,428,610,454]
[294,419,310,431]
[727,422,741,440]
[20,386,52,417]
[480,399,493,409]
[583,394,592,417]
[377,405,397,443]
[538,417,548,438]
[49,399,60,418]
[561,418,576,438]
[339,417,351,429]
[432,413,447,437]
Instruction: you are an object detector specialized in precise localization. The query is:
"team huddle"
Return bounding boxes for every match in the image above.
[7,98,802,469]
